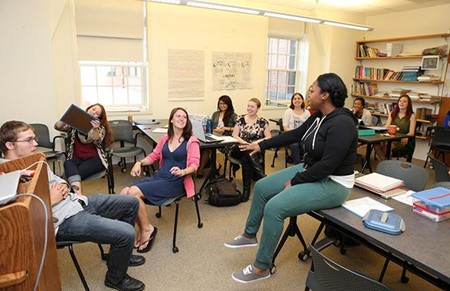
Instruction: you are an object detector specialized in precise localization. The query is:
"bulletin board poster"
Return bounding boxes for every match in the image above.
[168,49,205,101]
[212,52,252,90]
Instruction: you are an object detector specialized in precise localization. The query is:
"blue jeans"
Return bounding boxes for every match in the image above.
[243,164,350,270]
[56,194,139,284]
[64,157,104,183]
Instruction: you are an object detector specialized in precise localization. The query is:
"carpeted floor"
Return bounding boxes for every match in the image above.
[57,149,441,291]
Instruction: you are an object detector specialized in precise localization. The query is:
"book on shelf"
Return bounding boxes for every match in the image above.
[386,43,403,57]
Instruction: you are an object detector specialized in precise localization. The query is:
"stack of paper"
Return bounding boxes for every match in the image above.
[355,173,404,195]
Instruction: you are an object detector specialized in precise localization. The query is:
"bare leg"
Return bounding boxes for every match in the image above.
[373,143,386,161]
[198,149,211,177]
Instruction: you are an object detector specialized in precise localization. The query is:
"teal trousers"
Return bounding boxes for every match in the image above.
[243,163,351,270]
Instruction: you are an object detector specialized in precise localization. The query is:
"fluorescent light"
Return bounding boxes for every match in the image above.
[323,21,373,31]
[151,0,181,4]
[263,12,321,24]
[186,1,261,15]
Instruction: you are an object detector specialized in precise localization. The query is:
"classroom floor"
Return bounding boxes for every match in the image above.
[57,148,442,291]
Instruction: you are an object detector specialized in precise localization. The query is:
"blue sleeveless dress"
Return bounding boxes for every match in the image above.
[131,140,187,204]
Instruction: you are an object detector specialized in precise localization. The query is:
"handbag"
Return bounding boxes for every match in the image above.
[362,209,406,235]
[205,177,242,207]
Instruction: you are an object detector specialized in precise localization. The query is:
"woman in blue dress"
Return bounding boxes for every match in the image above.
[120,107,200,253]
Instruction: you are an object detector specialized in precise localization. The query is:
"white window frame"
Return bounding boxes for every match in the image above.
[265,37,302,106]
[79,61,148,112]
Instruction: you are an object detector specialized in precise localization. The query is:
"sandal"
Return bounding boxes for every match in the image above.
[137,227,158,253]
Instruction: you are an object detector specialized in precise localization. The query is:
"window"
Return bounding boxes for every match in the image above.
[79,61,148,111]
[265,37,300,106]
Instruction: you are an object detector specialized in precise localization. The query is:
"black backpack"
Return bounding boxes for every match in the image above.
[205,177,242,207]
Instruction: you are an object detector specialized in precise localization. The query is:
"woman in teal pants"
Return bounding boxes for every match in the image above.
[225,73,358,283]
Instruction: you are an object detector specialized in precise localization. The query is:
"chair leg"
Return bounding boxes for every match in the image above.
[272,216,308,266]
[172,201,180,253]
[193,194,203,228]
[98,244,108,261]
[67,244,90,291]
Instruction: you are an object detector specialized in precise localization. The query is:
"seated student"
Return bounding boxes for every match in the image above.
[0,121,145,291]
[197,95,237,177]
[282,92,311,164]
[55,103,114,194]
[230,98,271,202]
[224,73,358,283]
[120,107,200,253]
[373,94,416,160]
[352,97,372,126]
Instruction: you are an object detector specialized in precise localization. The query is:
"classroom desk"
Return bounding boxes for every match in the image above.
[136,124,237,193]
[310,187,450,289]
[358,133,409,173]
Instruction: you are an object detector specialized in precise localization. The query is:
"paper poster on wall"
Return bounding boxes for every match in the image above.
[212,52,252,90]
[168,49,205,100]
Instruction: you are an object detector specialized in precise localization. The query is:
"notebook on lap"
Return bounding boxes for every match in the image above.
[0,170,22,205]
[191,119,221,143]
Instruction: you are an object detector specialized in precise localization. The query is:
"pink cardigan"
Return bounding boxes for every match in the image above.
[144,134,200,198]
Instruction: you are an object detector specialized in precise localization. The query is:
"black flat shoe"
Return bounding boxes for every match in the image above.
[137,227,158,253]
[105,274,145,291]
[129,255,145,267]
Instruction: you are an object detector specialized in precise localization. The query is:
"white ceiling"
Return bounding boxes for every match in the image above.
[236,0,450,16]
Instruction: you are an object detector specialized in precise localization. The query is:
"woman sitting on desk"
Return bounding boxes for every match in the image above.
[373,94,416,160]
[282,92,311,164]
[120,107,200,253]
[230,97,271,202]
[352,97,373,126]
[224,73,358,283]
[197,95,237,177]
[55,103,114,194]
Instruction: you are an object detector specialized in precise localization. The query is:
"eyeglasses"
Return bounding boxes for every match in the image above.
[14,137,38,144]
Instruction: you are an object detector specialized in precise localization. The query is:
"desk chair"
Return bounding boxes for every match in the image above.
[428,153,450,184]
[423,126,450,168]
[30,123,66,174]
[305,246,390,291]
[270,118,292,168]
[143,189,203,253]
[56,241,106,291]
[109,120,147,174]
[375,160,428,283]
[81,149,115,194]
[391,137,415,163]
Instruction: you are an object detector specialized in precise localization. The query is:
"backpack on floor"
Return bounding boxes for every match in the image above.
[205,177,242,207]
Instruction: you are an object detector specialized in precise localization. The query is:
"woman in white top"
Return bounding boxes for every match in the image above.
[282,93,311,164]
[352,97,373,126]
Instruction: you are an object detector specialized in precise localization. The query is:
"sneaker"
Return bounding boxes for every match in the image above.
[232,264,270,283]
[224,235,257,248]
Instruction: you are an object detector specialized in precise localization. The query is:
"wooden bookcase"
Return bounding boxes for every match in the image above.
[0,153,61,291]
[352,33,450,139]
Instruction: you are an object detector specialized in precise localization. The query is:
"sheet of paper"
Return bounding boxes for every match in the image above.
[153,128,168,133]
[217,136,238,143]
[342,197,394,217]
[392,190,415,206]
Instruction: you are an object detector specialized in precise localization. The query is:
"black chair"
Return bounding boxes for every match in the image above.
[56,241,106,291]
[391,136,415,163]
[109,120,147,173]
[30,123,66,173]
[143,190,203,253]
[270,118,292,168]
[427,153,450,184]
[81,148,115,194]
[305,246,390,291]
[423,126,450,168]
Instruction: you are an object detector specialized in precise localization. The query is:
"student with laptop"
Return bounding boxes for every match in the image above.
[230,97,271,202]
[120,107,200,253]
[197,95,237,177]
[54,103,114,194]
[0,120,146,291]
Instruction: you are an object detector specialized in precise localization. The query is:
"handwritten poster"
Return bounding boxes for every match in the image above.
[168,49,205,100]
[212,52,252,90]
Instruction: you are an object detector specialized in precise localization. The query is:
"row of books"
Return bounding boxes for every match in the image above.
[358,44,381,58]
[352,81,379,96]
[357,43,403,58]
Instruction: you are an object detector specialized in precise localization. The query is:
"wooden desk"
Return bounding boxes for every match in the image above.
[0,153,61,290]
[312,187,450,289]
[358,133,409,173]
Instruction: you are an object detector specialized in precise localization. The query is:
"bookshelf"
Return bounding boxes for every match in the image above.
[352,33,450,138]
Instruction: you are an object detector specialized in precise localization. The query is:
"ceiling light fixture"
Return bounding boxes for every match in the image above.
[148,0,374,31]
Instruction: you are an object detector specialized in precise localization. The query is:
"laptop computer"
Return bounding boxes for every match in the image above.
[60,104,99,135]
[191,119,221,143]
[0,170,22,205]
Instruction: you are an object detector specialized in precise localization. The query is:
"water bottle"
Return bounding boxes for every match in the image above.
[206,117,213,134]
[202,117,207,133]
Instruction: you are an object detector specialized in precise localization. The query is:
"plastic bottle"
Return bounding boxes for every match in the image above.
[206,116,213,134]
[127,110,133,123]
[202,116,207,133]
